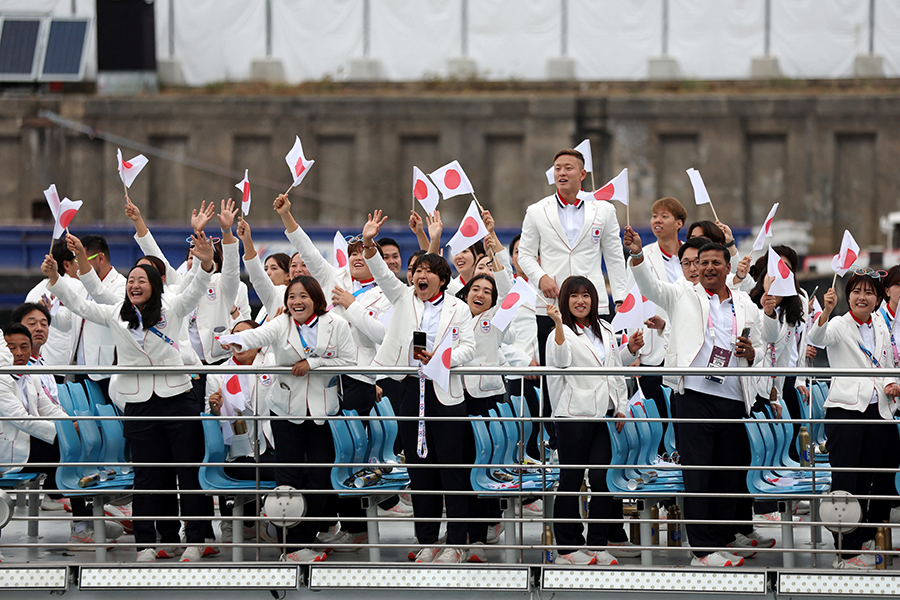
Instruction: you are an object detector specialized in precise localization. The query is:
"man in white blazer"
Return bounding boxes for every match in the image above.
[362,210,477,563]
[625,226,762,568]
[518,149,628,360]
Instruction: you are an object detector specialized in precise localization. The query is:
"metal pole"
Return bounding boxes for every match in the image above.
[560,0,568,56]
[168,0,175,58]
[363,0,371,58]
[661,0,669,55]
[764,0,771,56]
[265,0,273,58]
[461,0,469,57]
[869,0,875,55]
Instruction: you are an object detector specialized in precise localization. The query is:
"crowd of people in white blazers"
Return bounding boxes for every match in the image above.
[0,148,897,569]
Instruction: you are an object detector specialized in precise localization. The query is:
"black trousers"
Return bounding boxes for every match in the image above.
[675,389,746,557]
[536,315,559,450]
[124,392,212,549]
[465,392,503,544]
[399,376,469,545]
[270,415,335,550]
[555,417,627,553]
[826,404,900,556]
[23,437,90,518]
[219,451,277,518]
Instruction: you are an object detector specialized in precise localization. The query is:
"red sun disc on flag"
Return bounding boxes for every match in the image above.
[459,216,480,237]
[777,258,791,278]
[620,294,636,313]
[295,159,306,178]
[336,249,347,268]
[500,292,520,310]
[594,183,614,201]
[242,182,250,203]
[444,169,461,190]
[59,209,79,229]
[414,180,429,200]
[641,295,648,302]
[122,160,132,169]
[441,348,452,369]
[225,375,241,395]
[842,249,857,269]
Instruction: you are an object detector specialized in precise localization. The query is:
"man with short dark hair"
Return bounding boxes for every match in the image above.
[11,302,58,406]
[376,237,404,280]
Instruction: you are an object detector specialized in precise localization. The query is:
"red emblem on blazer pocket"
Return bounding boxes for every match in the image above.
[480,319,491,333]
[324,350,335,358]
[591,228,602,244]
[207,287,216,300]
[451,327,459,341]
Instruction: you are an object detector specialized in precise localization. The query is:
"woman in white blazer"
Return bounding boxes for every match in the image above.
[235,217,288,327]
[546,276,640,566]
[362,210,477,564]
[42,234,216,563]
[221,275,356,563]
[809,272,900,569]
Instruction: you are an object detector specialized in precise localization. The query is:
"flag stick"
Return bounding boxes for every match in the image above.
[48,235,55,254]
[471,192,485,213]
[589,171,596,193]
[831,273,838,290]
[122,180,129,202]
[626,203,630,228]
[284,182,295,196]
[709,200,720,223]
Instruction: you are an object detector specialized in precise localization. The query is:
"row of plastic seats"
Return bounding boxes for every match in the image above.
[800,380,830,460]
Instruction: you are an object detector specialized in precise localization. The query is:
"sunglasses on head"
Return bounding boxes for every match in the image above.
[344,234,363,245]
[185,235,221,246]
[850,266,888,279]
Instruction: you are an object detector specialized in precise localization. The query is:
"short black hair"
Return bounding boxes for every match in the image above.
[377,237,400,251]
[407,249,426,268]
[456,273,498,309]
[12,302,51,327]
[4,322,32,343]
[284,276,328,316]
[845,272,887,306]
[411,253,452,291]
[510,233,521,251]
[51,239,75,276]
[698,242,730,265]
[81,234,110,260]
[677,236,710,261]
[686,221,725,245]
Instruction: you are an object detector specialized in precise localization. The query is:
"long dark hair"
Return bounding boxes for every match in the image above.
[119,265,164,330]
[558,276,604,339]
[687,220,725,244]
[283,275,328,316]
[748,245,804,327]
[456,273,497,310]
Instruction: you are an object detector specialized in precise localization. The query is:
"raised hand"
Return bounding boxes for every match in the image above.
[823,288,837,312]
[273,194,291,216]
[426,210,442,239]
[546,304,563,326]
[332,286,355,309]
[41,254,59,284]
[716,220,735,246]
[627,329,644,355]
[362,210,387,245]
[218,198,237,230]
[481,209,495,234]
[408,210,424,235]
[190,231,215,271]
[124,196,142,222]
[761,292,777,317]
[622,226,643,256]
[736,255,751,280]
[236,215,252,244]
[191,200,216,233]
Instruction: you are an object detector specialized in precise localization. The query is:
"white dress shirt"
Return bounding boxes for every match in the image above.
[579,324,606,363]
[856,315,878,404]
[661,248,683,283]
[556,193,585,248]
[685,290,743,402]
[419,293,444,353]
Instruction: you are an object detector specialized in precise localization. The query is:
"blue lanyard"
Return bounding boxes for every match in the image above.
[857,342,882,368]
[148,326,179,350]
[294,322,313,354]
[879,307,900,365]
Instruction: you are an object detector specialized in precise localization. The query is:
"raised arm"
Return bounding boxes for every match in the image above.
[425,210,443,255]
[807,288,840,347]
[409,210,429,251]
[362,211,407,305]
[67,234,121,305]
[217,198,241,308]
[623,226,682,311]
[43,267,116,328]
[277,194,337,286]
[237,217,282,317]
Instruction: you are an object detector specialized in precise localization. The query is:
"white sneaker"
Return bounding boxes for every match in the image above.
[745,530,776,548]
[467,542,487,563]
[726,533,758,558]
[794,501,811,515]
[835,554,878,569]
[518,499,543,517]
[414,547,440,563]
[40,497,70,511]
[68,521,125,550]
[156,546,184,559]
[136,548,157,562]
[181,546,203,562]
[691,551,744,567]
[202,539,220,556]
[486,523,504,545]
[398,493,412,506]
[555,550,597,565]
[326,531,368,552]
[434,547,466,563]
[0,549,6,562]
[316,525,341,544]
[377,502,414,518]
[219,521,233,543]
[589,550,619,565]
[608,541,640,558]
[103,502,134,534]
[281,548,327,562]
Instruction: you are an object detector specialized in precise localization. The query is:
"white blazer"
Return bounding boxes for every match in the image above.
[135,231,242,363]
[286,226,392,384]
[0,375,67,473]
[365,251,476,406]
[206,353,275,458]
[26,277,79,367]
[756,290,810,400]
[546,320,629,418]
[624,241,674,367]
[518,194,628,315]
[48,263,213,404]
[807,312,899,419]
[231,312,355,424]
[631,258,762,414]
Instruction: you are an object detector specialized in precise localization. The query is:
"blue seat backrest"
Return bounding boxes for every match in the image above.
[66,382,91,414]
[57,383,75,416]
[201,415,227,465]
[74,408,104,467]
[621,413,642,479]
[486,409,507,467]
[752,411,777,467]
[472,420,492,466]
[83,379,108,412]
[508,395,533,457]
[328,418,356,489]
[95,403,128,474]
[374,398,399,460]
[496,402,521,465]
[629,403,658,467]
[343,410,369,465]
[641,395,665,450]
[367,405,385,464]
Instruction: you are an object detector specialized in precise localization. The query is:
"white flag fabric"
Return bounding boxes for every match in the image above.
[446,200,488,257]
[574,138,593,173]
[333,231,349,271]
[752,202,779,252]
[53,198,83,240]
[43,184,60,218]
[413,166,440,214]
[831,230,860,277]
[545,165,555,185]
[420,330,453,392]
[429,160,474,199]
[117,148,148,188]
[490,277,537,332]
[767,246,798,297]
[285,136,315,187]
[808,296,825,348]
[686,168,711,205]
[593,168,629,204]
[235,169,251,214]
[219,374,245,446]
[611,283,648,331]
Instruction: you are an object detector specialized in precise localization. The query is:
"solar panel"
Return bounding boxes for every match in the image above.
[40,19,89,81]
[0,18,41,80]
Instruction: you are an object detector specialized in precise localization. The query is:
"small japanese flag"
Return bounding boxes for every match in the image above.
[593,168,629,205]
[686,168,711,206]
[545,165,555,185]
[767,246,797,297]
[235,169,251,215]
[117,148,148,189]
[429,160,474,199]
[52,198,83,240]
[491,277,537,332]
[831,230,860,277]
[611,283,651,332]
[413,166,440,214]
[219,374,244,445]
[285,136,315,187]
[43,184,60,218]
[419,330,453,392]
[808,296,825,347]
[752,202,779,252]
[446,200,488,257]
[574,139,593,173]
[333,231,349,271]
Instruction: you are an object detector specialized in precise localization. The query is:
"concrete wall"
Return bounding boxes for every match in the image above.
[2,92,899,254]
